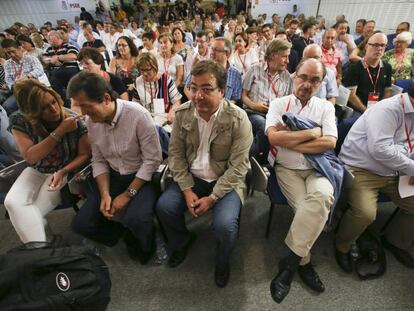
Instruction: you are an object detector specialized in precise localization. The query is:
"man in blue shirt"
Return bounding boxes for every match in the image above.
[184,37,242,105]
[335,82,414,272]
[386,22,414,51]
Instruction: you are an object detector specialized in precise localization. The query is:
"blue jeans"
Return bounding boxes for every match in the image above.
[247,111,269,159]
[72,169,157,252]
[0,106,21,161]
[156,177,241,269]
[2,95,18,116]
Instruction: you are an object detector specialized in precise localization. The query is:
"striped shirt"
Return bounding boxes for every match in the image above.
[133,74,182,113]
[43,43,79,68]
[243,63,293,107]
[3,54,45,89]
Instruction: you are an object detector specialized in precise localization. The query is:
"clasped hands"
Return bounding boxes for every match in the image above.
[183,189,215,218]
[100,192,130,220]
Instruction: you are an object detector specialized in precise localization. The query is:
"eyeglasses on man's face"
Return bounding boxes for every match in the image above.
[367,43,386,49]
[295,74,322,86]
[189,86,218,95]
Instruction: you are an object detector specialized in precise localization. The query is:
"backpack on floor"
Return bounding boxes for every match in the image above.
[0,242,111,310]
[355,228,387,280]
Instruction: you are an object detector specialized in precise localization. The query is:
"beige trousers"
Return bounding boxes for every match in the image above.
[275,165,334,265]
[336,167,414,253]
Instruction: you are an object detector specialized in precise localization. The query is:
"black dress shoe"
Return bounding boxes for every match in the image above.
[382,237,414,268]
[335,249,353,273]
[215,264,230,288]
[124,234,155,265]
[168,232,197,268]
[298,263,325,293]
[270,268,294,303]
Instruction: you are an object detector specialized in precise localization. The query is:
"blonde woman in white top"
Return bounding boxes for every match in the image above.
[156,32,184,87]
[230,32,259,77]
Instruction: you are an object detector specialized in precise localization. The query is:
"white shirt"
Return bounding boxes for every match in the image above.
[335,35,356,65]
[190,108,221,182]
[229,49,259,77]
[265,95,337,170]
[156,54,184,81]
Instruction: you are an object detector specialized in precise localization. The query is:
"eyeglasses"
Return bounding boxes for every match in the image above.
[295,74,322,85]
[212,47,227,53]
[367,43,386,49]
[139,67,153,72]
[189,86,218,95]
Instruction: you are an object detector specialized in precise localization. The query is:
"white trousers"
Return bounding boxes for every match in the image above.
[4,167,64,243]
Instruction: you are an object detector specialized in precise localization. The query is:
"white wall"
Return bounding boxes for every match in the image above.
[250,0,413,35]
[0,0,99,30]
[317,0,414,34]
[251,0,319,20]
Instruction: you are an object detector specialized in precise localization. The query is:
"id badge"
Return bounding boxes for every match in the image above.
[367,92,379,109]
[267,145,278,167]
[153,98,165,114]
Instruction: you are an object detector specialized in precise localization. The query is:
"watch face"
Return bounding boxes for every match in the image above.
[128,188,137,197]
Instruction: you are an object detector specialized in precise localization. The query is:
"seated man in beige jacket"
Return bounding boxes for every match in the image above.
[156,60,253,288]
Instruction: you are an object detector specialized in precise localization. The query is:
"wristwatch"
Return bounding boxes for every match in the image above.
[209,193,220,203]
[126,188,138,198]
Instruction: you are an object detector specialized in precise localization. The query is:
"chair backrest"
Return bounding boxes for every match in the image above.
[0,160,29,204]
[249,157,270,193]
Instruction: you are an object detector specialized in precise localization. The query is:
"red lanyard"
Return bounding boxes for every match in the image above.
[285,95,307,113]
[12,62,23,79]
[237,50,247,70]
[267,72,279,97]
[401,94,413,153]
[363,59,381,93]
[163,57,171,75]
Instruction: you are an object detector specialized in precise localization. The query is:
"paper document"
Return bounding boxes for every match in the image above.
[154,99,165,114]
[336,85,351,106]
[398,175,414,198]
[391,84,403,96]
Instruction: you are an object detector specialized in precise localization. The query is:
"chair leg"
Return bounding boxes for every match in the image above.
[265,203,275,239]
[380,207,400,234]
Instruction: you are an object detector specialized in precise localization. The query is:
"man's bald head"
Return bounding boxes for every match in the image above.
[303,43,322,60]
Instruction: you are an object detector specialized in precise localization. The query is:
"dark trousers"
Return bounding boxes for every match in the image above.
[72,170,156,252]
[156,177,241,269]
[247,110,269,160]
[49,66,80,100]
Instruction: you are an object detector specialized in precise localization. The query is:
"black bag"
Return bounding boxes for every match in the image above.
[354,228,387,280]
[0,243,111,310]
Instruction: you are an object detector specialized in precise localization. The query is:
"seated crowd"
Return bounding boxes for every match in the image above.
[0,2,413,304]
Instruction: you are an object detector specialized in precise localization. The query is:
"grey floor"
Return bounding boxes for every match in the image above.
[1,192,413,311]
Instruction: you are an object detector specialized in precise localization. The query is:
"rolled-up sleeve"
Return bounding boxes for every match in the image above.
[91,142,110,178]
[367,108,414,176]
[135,110,163,181]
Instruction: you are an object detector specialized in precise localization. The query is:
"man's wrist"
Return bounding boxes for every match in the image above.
[209,193,220,204]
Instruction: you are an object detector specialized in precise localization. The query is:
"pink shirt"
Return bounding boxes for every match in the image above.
[86,99,162,181]
[321,46,342,77]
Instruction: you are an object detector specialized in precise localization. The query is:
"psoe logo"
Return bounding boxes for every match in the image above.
[56,272,71,292]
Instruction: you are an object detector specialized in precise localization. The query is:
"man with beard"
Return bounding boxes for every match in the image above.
[266,58,337,303]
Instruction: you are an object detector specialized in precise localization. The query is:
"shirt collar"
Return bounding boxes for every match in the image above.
[402,93,414,114]
[194,102,221,122]
[361,58,384,69]
[292,94,314,109]
[107,99,123,127]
